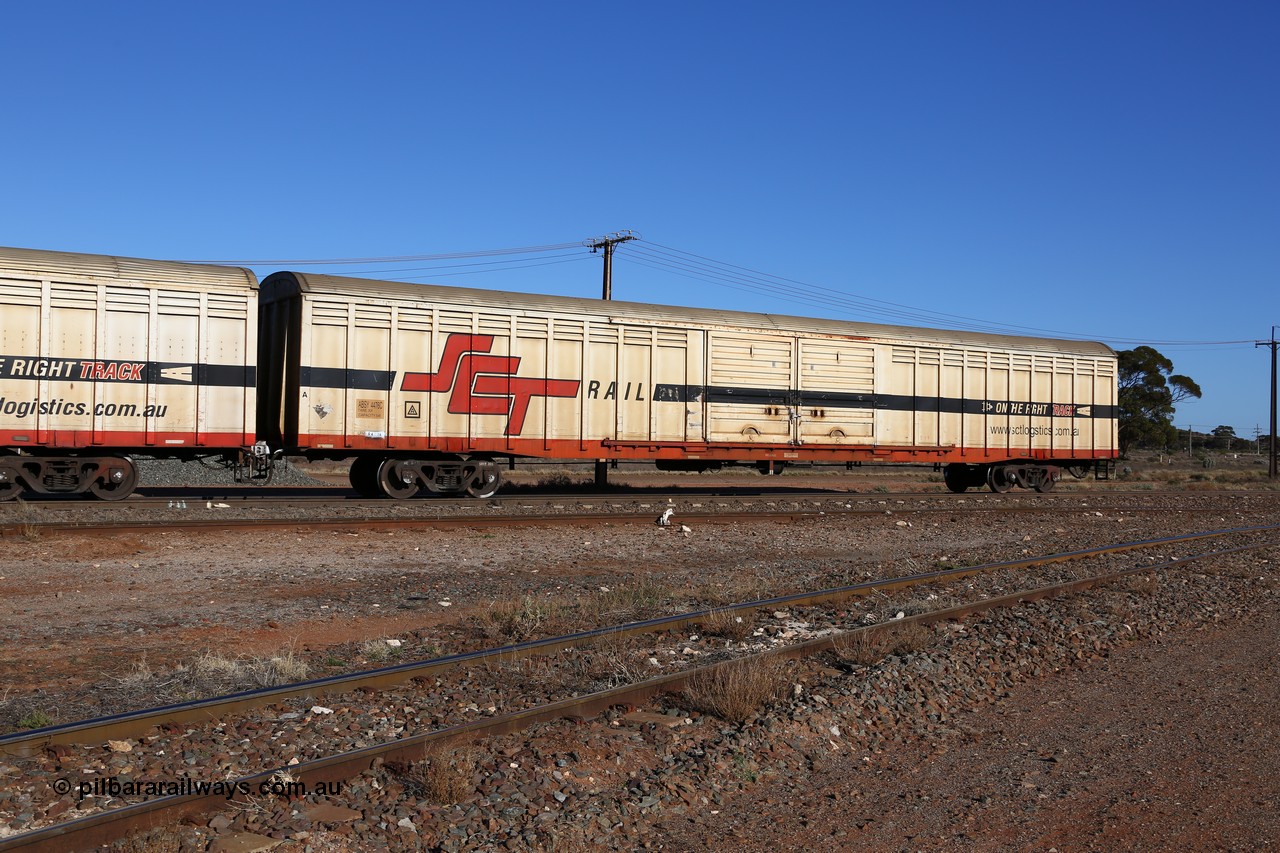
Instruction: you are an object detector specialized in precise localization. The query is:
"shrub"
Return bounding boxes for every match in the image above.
[479,595,571,642]
[17,709,55,730]
[683,656,794,724]
[398,744,479,804]
[832,622,934,666]
[698,608,754,642]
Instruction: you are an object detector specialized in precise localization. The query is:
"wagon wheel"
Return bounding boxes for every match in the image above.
[985,465,1014,494]
[1065,464,1090,479]
[376,459,420,499]
[464,466,502,499]
[942,464,970,494]
[1033,469,1059,493]
[349,456,383,498]
[0,456,22,501]
[87,459,138,501]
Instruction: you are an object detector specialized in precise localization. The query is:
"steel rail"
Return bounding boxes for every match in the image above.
[1,495,1270,539]
[1,509,823,538]
[4,524,1277,760]
[26,485,1280,505]
[6,484,1277,515]
[3,534,1276,853]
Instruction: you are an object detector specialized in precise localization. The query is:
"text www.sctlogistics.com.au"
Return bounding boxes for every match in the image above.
[989,424,1080,438]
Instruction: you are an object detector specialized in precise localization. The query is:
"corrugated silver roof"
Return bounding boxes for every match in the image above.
[263,271,1115,358]
[0,246,258,290]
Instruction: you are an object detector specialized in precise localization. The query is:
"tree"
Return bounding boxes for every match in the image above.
[1117,346,1202,455]
[1210,424,1237,451]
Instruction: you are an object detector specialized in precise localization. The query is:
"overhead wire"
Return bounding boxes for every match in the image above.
[619,253,952,327]
[625,243,1028,334]
[631,242,1018,331]
[315,250,588,279]
[623,241,1258,348]
[378,255,592,282]
[187,237,1257,349]
[184,242,584,266]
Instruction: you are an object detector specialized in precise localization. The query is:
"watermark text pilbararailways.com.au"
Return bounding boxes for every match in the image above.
[52,775,342,801]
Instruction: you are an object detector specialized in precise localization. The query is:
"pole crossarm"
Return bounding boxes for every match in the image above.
[584,230,638,301]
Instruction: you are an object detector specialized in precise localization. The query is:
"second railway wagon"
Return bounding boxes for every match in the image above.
[258,271,1118,498]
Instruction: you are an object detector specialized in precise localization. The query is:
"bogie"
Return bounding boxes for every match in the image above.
[974,464,1062,495]
[0,455,139,501]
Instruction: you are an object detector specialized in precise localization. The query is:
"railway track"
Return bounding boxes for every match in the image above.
[2,524,1277,851]
[3,489,1275,538]
[7,484,1277,507]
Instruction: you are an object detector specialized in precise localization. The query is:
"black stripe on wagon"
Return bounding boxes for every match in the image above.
[291,372,1117,421]
[798,390,878,408]
[149,363,256,386]
[0,354,253,386]
[301,366,395,391]
[656,385,876,408]
[655,384,1116,419]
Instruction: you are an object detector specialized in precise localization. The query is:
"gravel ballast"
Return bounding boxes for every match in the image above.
[0,487,1276,850]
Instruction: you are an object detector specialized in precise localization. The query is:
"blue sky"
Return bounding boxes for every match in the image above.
[3,2,1276,439]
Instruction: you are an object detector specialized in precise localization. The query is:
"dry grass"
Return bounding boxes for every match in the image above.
[683,656,795,725]
[0,687,56,734]
[398,743,480,804]
[12,498,40,541]
[535,472,584,489]
[106,648,310,702]
[117,654,155,687]
[187,649,310,691]
[692,575,780,607]
[359,638,403,663]
[1119,454,1279,490]
[478,582,680,646]
[597,579,673,622]
[562,631,650,690]
[698,608,755,642]
[832,623,935,666]
[110,827,184,852]
[511,631,650,694]
[479,595,572,643]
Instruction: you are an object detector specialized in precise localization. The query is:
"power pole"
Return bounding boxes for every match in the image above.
[1258,326,1278,478]
[586,230,637,300]
[584,231,637,487]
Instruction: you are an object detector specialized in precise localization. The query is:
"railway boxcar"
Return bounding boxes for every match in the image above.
[258,271,1118,498]
[0,247,263,500]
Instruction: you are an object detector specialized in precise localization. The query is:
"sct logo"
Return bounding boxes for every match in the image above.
[401,334,580,435]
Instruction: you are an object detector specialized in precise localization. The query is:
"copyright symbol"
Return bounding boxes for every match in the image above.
[53,778,71,796]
